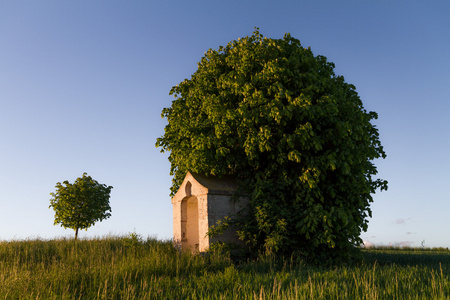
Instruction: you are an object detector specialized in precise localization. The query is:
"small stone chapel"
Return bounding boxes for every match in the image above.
[171,172,248,252]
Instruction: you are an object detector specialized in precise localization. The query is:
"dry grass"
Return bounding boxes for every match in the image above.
[0,235,448,299]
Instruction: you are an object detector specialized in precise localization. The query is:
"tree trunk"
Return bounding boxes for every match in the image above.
[75,227,79,241]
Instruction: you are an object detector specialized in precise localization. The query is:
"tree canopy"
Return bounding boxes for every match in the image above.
[49,173,113,240]
[156,29,387,260]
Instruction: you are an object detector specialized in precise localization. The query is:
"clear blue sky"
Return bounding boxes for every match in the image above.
[1,1,449,248]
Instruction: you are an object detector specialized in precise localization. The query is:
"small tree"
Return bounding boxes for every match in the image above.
[156,29,387,261]
[49,173,113,240]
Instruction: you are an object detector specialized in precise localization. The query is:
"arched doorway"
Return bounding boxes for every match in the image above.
[180,196,199,251]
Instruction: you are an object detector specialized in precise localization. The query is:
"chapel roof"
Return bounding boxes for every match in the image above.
[188,172,237,194]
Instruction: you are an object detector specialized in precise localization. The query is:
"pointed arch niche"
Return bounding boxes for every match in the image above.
[180,182,199,250]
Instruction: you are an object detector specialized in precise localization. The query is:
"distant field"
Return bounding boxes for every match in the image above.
[0,236,448,299]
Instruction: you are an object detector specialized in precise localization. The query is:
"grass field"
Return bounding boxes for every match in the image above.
[0,235,448,299]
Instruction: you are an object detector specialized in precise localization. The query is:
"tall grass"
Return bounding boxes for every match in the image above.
[0,235,448,299]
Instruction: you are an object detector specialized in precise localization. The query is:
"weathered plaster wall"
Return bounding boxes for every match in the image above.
[207,194,248,245]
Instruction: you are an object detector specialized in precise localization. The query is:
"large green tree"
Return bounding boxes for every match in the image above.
[49,173,113,240]
[157,29,387,260]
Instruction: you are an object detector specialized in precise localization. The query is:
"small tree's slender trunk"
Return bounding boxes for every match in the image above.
[75,214,81,241]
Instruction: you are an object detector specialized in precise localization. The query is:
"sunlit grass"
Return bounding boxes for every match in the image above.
[0,235,448,299]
